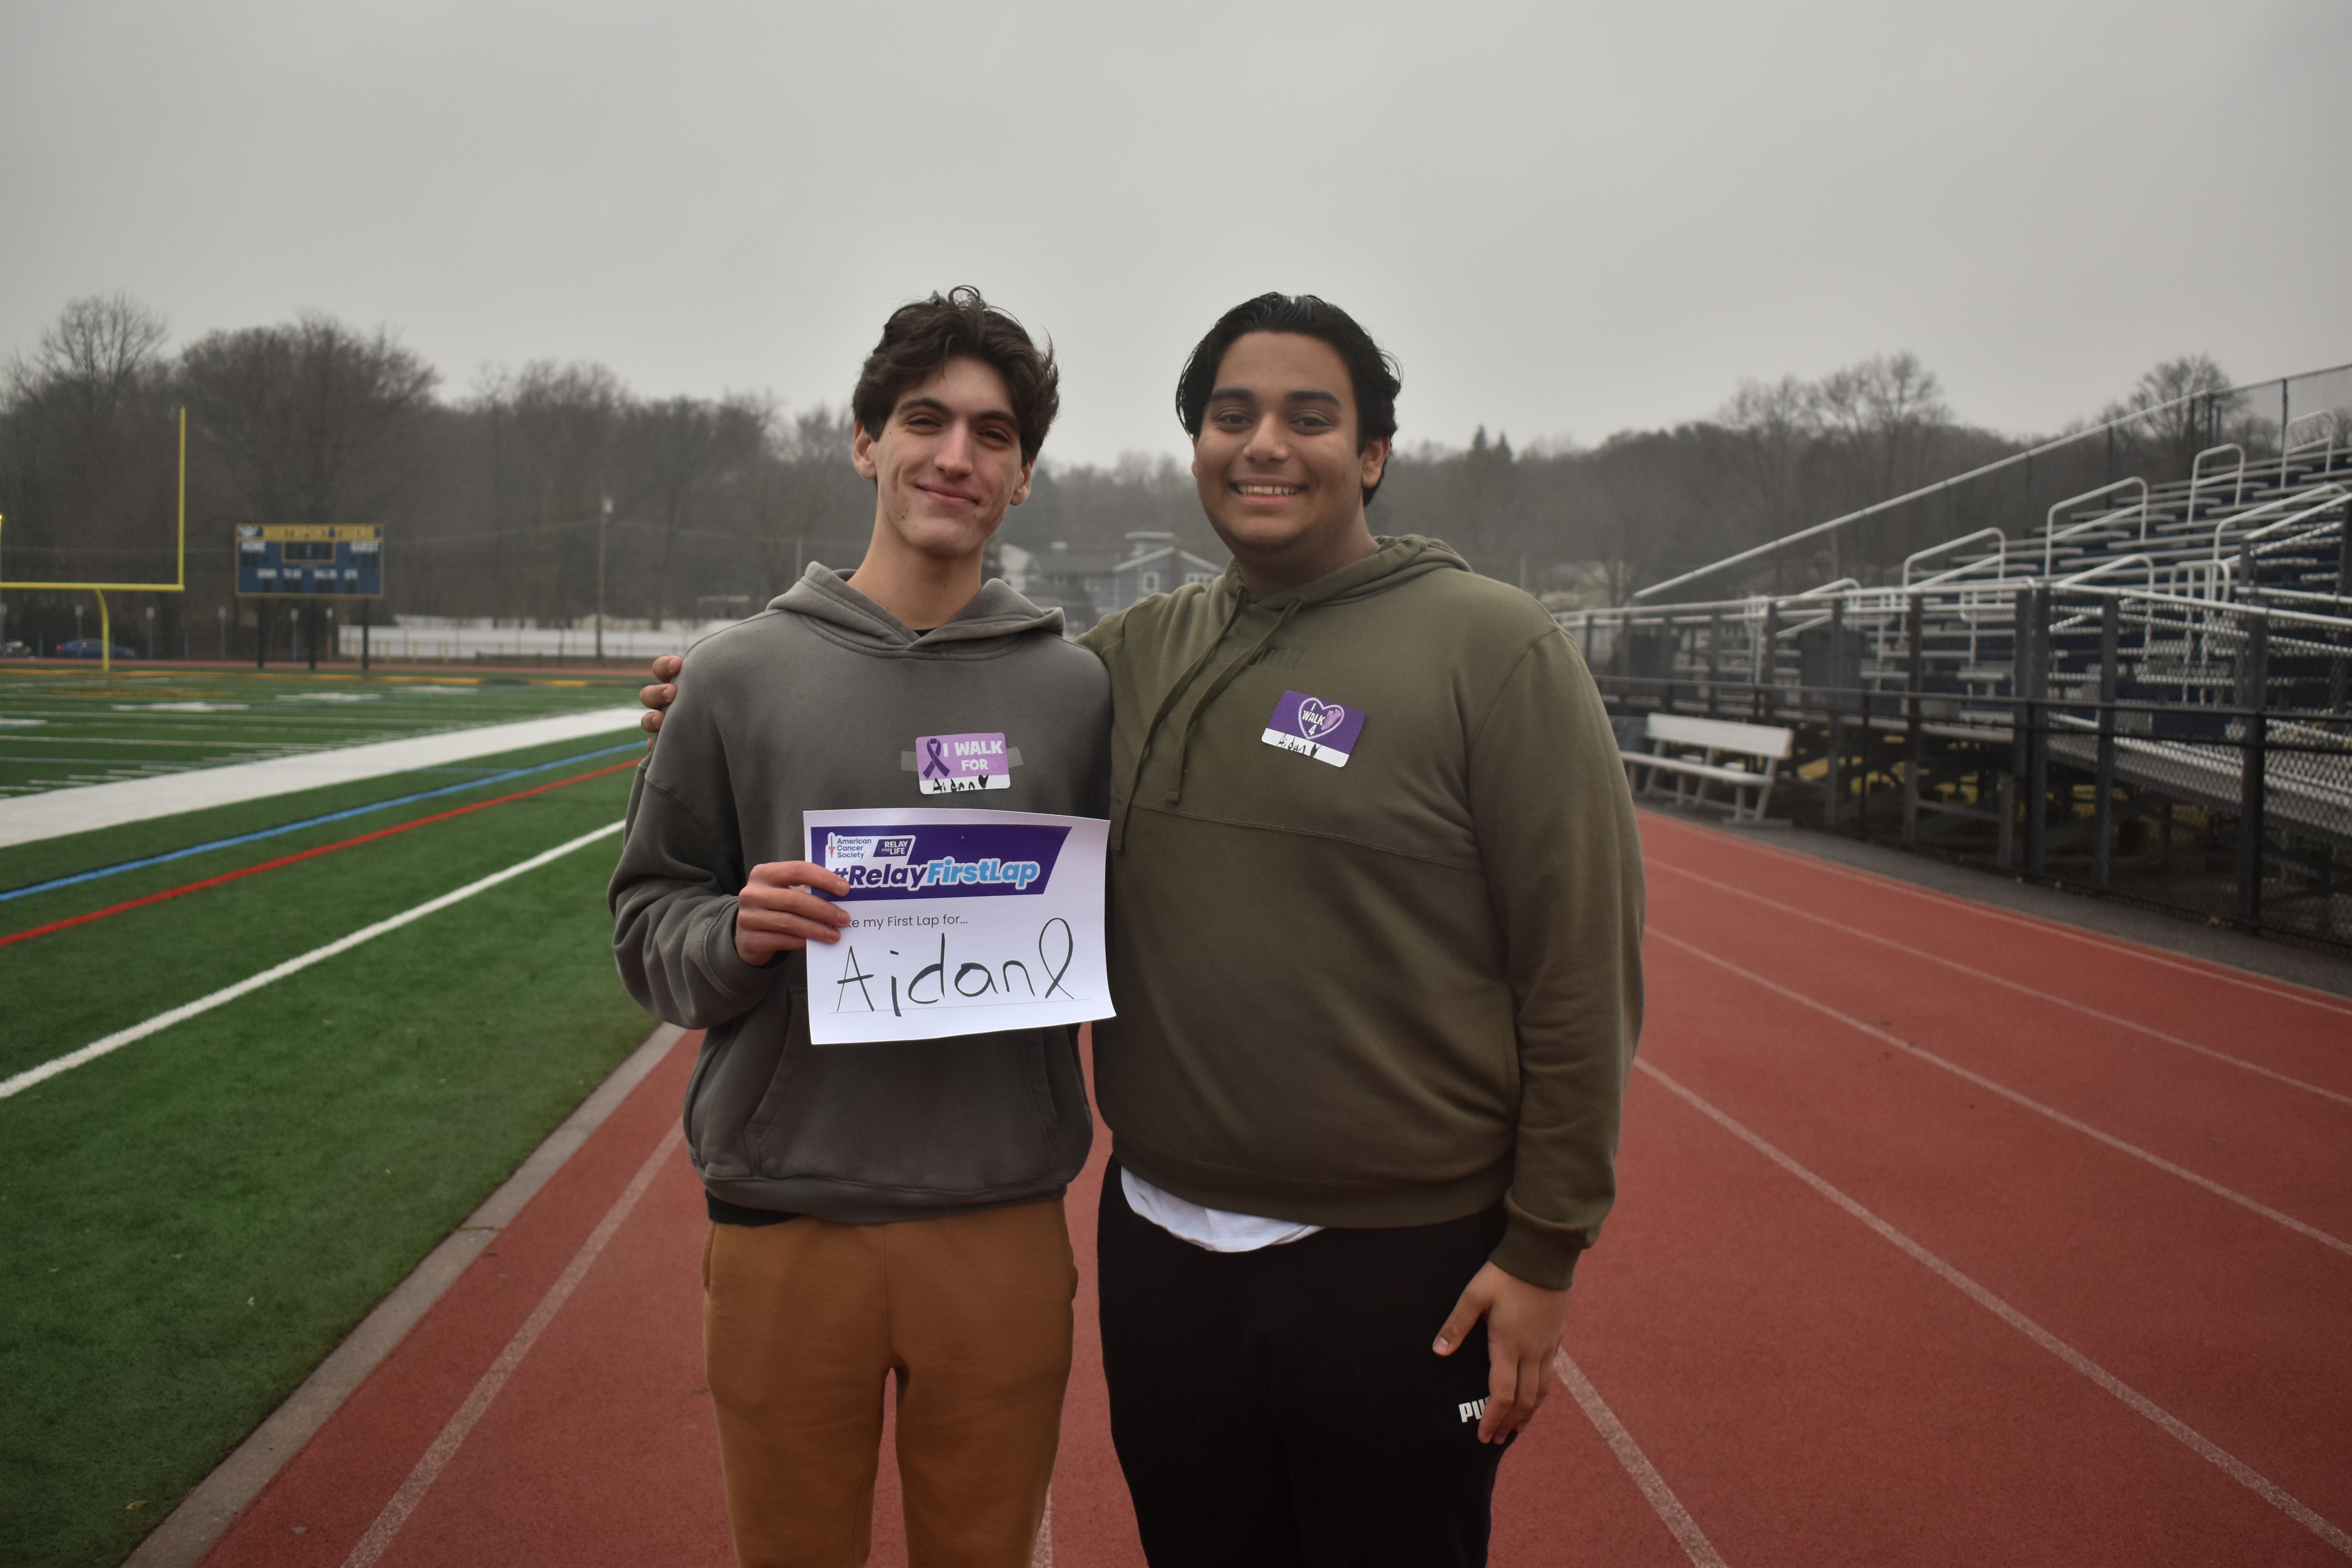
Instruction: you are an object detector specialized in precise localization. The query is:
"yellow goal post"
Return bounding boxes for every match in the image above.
[0,408,187,674]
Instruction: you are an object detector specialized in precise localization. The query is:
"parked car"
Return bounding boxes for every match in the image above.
[55,639,137,660]
[0,639,28,657]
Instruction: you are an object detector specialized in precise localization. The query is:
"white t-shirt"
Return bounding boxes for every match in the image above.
[1120,1167,1323,1253]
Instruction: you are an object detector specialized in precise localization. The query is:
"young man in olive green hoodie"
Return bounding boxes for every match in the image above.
[1080,295,1643,1568]
[641,294,1643,1567]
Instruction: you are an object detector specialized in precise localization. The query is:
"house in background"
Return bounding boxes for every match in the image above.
[994,532,1223,632]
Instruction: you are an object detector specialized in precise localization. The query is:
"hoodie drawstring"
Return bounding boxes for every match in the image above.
[1161,598,1299,807]
[1112,592,1253,853]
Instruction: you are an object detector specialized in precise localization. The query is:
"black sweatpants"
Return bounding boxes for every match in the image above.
[1097,1161,1512,1568]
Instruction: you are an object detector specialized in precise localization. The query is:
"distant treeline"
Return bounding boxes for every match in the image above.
[0,292,2248,654]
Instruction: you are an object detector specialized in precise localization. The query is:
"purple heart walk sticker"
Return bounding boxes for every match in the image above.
[1261,690,1367,769]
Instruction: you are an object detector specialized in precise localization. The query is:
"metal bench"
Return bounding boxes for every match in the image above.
[1619,713,1793,823]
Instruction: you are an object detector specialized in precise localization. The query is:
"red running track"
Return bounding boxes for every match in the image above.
[193,810,2352,1566]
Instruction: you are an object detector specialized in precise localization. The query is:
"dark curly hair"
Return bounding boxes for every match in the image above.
[851,287,1059,464]
[1174,293,1402,503]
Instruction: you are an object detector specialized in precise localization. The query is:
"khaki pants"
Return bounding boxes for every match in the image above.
[702,1200,1075,1568]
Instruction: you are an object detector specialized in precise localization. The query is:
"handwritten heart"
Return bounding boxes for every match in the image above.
[1297,698,1344,739]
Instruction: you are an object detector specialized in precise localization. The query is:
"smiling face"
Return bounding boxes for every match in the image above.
[1190,332,1390,594]
[852,355,1035,568]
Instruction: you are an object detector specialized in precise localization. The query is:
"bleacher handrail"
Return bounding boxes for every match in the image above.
[1902,528,2005,587]
[2188,443,2248,519]
[2283,411,2337,475]
[1633,358,2352,605]
[2209,485,2347,562]
[2055,553,2155,590]
[2041,479,2150,574]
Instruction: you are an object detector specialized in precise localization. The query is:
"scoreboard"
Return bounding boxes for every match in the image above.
[236,524,383,597]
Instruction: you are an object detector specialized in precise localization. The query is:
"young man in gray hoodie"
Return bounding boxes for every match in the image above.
[610,288,1109,1568]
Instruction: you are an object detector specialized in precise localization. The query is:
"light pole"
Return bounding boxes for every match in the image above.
[74,604,84,648]
[145,603,155,660]
[597,494,611,663]
[217,604,227,659]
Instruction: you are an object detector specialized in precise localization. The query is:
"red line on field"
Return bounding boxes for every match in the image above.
[0,760,637,950]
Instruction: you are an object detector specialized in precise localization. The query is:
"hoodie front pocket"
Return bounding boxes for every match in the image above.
[743,1022,1060,1195]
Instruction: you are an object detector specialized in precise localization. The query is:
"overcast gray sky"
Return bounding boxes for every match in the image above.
[4,0,2347,467]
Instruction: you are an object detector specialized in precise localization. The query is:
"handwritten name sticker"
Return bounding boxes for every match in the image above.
[915,731,1010,794]
[1260,690,1365,768]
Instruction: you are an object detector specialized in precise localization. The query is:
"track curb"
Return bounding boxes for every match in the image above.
[121,1022,689,1568]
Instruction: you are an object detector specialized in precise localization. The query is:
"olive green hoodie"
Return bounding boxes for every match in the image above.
[1080,535,1643,1289]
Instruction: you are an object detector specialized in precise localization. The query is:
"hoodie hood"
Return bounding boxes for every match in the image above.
[769,562,1065,651]
[1109,535,1476,846]
[1207,534,1471,616]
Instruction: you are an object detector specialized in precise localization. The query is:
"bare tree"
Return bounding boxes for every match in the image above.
[2103,354,2234,479]
[178,314,438,534]
[1719,374,1820,548]
[1815,351,1950,501]
[0,294,179,594]
[481,361,628,621]
[5,294,171,434]
[615,394,751,627]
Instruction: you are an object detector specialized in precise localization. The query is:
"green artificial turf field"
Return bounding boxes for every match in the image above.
[0,725,664,1568]
[0,665,638,799]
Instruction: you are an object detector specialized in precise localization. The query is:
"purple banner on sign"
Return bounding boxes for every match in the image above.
[1263,690,1365,765]
[817,821,1069,900]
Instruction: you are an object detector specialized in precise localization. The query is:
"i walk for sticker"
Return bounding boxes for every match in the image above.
[915,731,1010,794]
[1260,690,1365,768]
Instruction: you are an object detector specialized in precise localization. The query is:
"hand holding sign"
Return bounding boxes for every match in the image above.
[734,860,851,965]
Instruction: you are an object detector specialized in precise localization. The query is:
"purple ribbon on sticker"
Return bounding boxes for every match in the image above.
[914,731,1011,793]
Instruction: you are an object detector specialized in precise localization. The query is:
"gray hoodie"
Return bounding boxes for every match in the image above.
[610,564,1111,1222]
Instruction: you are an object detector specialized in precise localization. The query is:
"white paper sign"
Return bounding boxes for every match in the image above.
[802,807,1113,1045]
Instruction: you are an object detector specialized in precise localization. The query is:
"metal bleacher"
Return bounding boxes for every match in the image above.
[1559,368,2352,947]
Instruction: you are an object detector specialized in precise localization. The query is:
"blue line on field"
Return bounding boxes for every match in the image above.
[0,741,644,904]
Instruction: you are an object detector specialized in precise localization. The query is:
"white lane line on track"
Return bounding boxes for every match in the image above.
[1639,1060,2352,1559]
[1643,818,2352,1021]
[1029,1486,1053,1568]
[1557,1350,1728,1568]
[340,1123,684,1568]
[1649,929,2352,1261]
[0,821,625,1102]
[1648,859,2352,1111]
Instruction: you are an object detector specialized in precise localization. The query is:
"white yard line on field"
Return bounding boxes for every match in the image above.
[0,707,643,848]
[0,821,624,1101]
